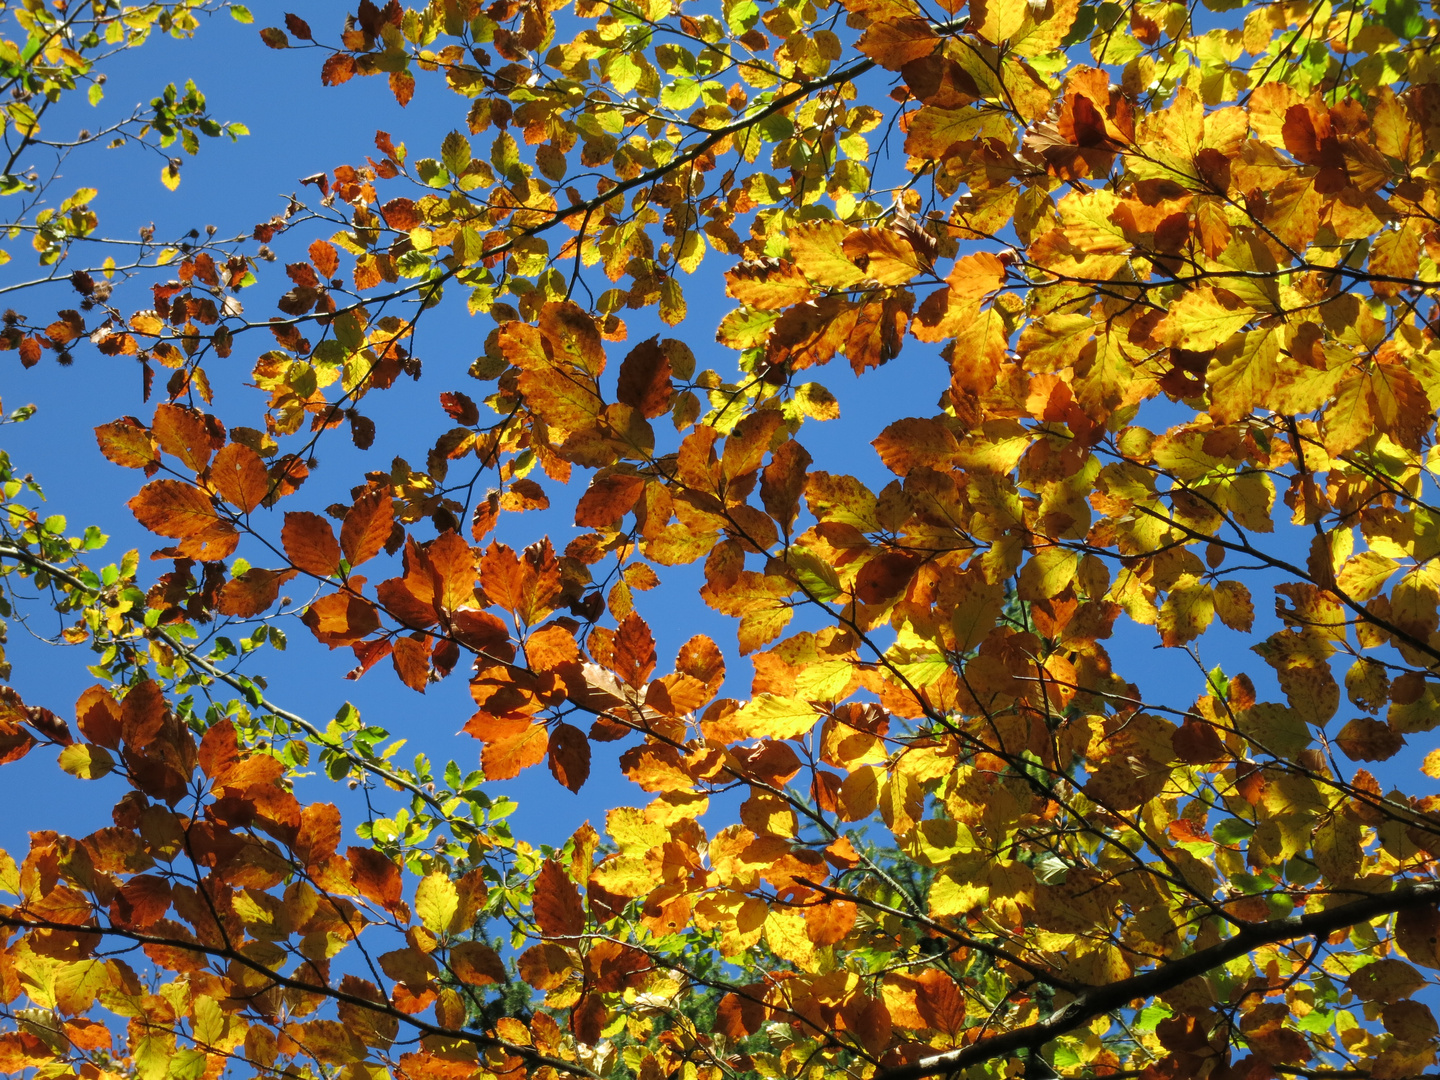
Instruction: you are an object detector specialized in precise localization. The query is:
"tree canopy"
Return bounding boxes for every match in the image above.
[2,2,1440,1080]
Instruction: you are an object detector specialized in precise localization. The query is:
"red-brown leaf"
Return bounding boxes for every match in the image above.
[440,391,480,425]
[321,53,356,87]
[547,722,591,792]
[391,637,430,692]
[533,859,586,938]
[348,846,403,910]
[616,337,673,418]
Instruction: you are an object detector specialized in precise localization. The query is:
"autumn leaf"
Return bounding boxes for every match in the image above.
[341,489,394,568]
[129,480,225,538]
[211,442,269,513]
[95,418,158,470]
[283,511,343,577]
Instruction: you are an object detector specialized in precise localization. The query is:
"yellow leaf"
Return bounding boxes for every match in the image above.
[415,873,459,935]
[729,694,819,740]
[1017,546,1078,600]
[57,743,113,780]
[1422,748,1440,779]
[1156,287,1255,350]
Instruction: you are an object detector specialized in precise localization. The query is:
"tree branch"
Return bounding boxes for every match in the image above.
[877,880,1440,1080]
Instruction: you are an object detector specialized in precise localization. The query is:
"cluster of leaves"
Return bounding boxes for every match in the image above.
[0,0,248,373]
[8,0,1440,1079]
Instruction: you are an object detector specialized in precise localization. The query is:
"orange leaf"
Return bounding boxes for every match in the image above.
[612,612,657,687]
[450,942,507,985]
[128,480,222,538]
[480,539,564,625]
[857,16,938,68]
[310,239,339,278]
[283,511,342,576]
[217,567,295,618]
[517,942,572,989]
[390,69,415,106]
[428,530,477,615]
[805,898,857,945]
[152,403,216,473]
[120,679,166,750]
[211,442,269,513]
[341,489,394,568]
[482,722,549,779]
[95,417,157,469]
[574,471,646,528]
[761,440,812,530]
[303,590,382,647]
[321,53,356,86]
[75,686,121,750]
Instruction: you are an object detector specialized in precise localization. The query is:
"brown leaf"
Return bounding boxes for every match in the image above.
[1335,717,1405,762]
[348,846,403,910]
[1172,716,1225,764]
[547,722,591,792]
[616,337,674,418]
